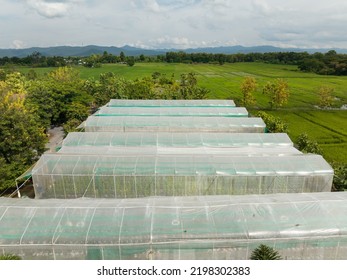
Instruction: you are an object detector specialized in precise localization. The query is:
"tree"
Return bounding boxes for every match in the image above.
[263,79,290,109]
[178,72,209,99]
[180,72,197,87]
[25,80,59,128]
[250,244,282,260]
[127,56,135,67]
[240,76,257,107]
[298,58,326,73]
[124,77,155,99]
[0,73,47,191]
[119,51,125,62]
[296,133,322,154]
[257,111,288,133]
[85,73,128,106]
[47,67,92,124]
[318,86,334,108]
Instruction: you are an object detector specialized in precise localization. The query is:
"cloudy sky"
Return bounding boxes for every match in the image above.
[1,0,347,49]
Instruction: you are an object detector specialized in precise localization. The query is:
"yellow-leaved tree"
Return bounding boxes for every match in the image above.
[262,78,290,109]
[240,76,257,107]
[0,72,46,192]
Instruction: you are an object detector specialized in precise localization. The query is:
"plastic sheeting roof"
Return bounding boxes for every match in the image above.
[62,132,293,147]
[93,107,248,117]
[107,99,236,107]
[32,154,332,176]
[57,146,302,156]
[83,116,266,133]
[0,192,347,250]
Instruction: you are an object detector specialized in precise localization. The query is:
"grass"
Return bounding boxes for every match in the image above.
[269,110,347,164]
[17,62,347,164]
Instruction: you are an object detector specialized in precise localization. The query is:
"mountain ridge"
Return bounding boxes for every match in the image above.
[1,45,346,58]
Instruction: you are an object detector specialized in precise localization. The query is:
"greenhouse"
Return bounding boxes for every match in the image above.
[4,97,338,260]
[83,116,266,133]
[1,192,347,260]
[31,154,333,199]
[93,107,248,117]
[106,99,236,107]
[57,145,302,156]
[61,132,294,148]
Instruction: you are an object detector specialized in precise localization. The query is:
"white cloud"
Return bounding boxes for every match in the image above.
[140,0,161,12]
[252,0,272,16]
[148,36,230,49]
[149,36,193,48]
[2,0,347,49]
[11,40,27,49]
[26,0,83,18]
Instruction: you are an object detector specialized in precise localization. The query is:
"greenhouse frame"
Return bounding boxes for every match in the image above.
[93,107,249,117]
[61,132,294,148]
[106,99,236,107]
[31,154,333,199]
[83,116,266,133]
[1,192,347,260]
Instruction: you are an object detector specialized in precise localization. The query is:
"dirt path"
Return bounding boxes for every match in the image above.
[45,126,65,152]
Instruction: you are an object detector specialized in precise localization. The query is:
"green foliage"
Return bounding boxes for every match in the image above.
[0,254,21,260]
[25,80,59,128]
[177,73,209,99]
[119,51,125,62]
[256,111,288,133]
[296,133,322,154]
[332,163,347,191]
[0,73,47,191]
[298,50,347,75]
[298,58,328,74]
[180,72,197,87]
[124,77,155,99]
[84,71,209,106]
[83,54,103,68]
[127,56,135,67]
[250,244,282,260]
[84,73,128,106]
[26,67,93,127]
[63,118,83,134]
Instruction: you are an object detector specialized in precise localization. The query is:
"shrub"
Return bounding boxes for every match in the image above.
[296,133,322,154]
[257,111,288,133]
[333,164,347,191]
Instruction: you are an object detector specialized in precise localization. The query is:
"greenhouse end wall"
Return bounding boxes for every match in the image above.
[1,192,347,260]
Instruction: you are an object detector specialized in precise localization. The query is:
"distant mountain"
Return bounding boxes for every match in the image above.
[1,45,347,58]
[181,45,347,54]
[0,45,164,58]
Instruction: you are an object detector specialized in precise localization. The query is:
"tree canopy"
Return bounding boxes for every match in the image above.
[0,72,47,191]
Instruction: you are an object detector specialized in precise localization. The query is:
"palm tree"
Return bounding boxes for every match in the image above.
[250,244,282,260]
[0,254,21,260]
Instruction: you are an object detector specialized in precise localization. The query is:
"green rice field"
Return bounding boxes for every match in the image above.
[20,62,347,164]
